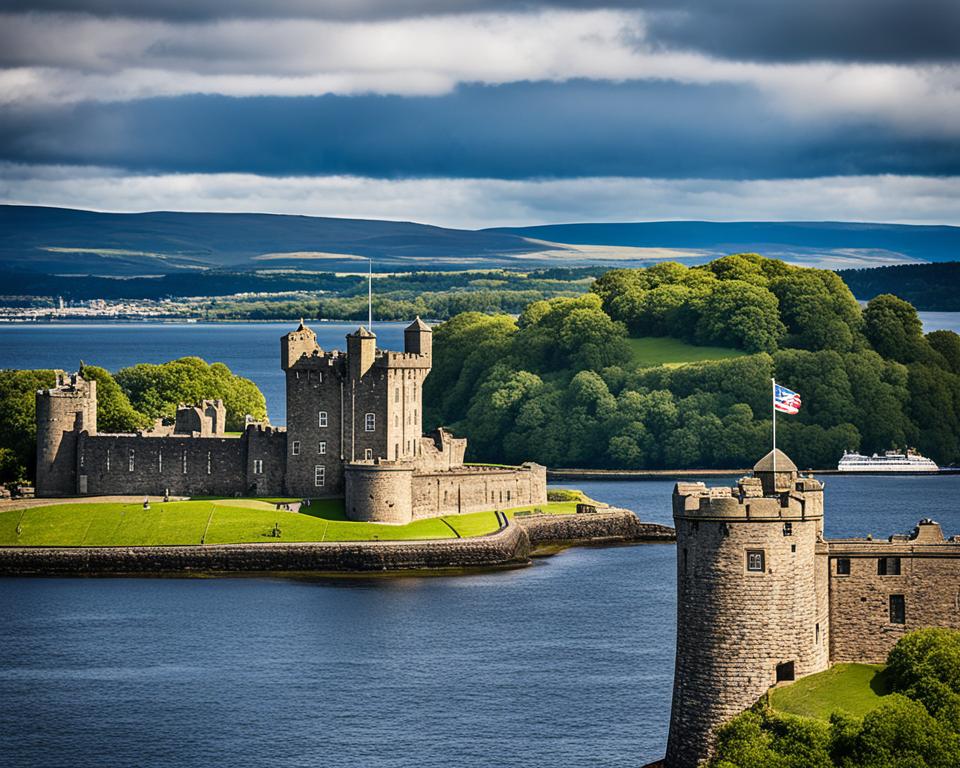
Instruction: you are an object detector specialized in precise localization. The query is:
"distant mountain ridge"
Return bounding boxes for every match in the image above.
[1,205,958,278]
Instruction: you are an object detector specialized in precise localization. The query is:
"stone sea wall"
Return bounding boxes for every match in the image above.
[0,508,675,577]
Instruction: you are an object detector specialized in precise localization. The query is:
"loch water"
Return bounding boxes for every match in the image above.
[1,321,959,768]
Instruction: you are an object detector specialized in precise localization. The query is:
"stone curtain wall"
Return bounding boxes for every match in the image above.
[828,539,960,663]
[410,464,547,519]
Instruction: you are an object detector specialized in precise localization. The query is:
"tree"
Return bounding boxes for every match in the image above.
[927,331,960,375]
[0,369,56,483]
[79,364,150,433]
[695,280,786,352]
[863,294,929,363]
[770,269,863,352]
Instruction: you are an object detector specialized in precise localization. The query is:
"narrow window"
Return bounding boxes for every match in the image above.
[782,522,793,536]
[253,459,263,474]
[443,490,448,504]
[889,594,905,624]
[292,441,301,456]
[128,448,135,472]
[878,557,901,576]
[80,450,85,469]
[364,448,373,460]
[394,414,399,427]
[158,449,162,472]
[506,490,511,501]
[318,411,328,428]
[318,441,326,455]
[836,558,851,575]
[106,449,111,471]
[182,449,187,474]
[499,490,503,503]
[395,388,400,403]
[314,465,325,487]
[365,413,375,432]
[395,444,399,460]
[816,623,820,643]
[414,408,418,422]
[746,550,765,572]
[206,451,212,475]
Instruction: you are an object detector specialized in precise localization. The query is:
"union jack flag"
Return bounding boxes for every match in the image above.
[774,384,802,415]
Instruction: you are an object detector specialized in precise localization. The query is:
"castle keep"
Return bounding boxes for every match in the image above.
[35,320,546,522]
[666,449,960,768]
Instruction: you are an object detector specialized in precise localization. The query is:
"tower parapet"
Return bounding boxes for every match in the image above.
[665,450,828,768]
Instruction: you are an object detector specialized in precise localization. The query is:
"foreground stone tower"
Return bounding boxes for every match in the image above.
[35,371,97,496]
[665,450,829,767]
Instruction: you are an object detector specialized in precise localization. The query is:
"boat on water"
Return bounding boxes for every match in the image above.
[838,449,939,473]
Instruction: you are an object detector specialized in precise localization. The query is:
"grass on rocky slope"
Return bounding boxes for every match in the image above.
[0,496,581,547]
[627,336,746,368]
[770,663,892,721]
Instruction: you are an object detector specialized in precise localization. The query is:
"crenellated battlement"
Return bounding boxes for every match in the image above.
[674,473,823,521]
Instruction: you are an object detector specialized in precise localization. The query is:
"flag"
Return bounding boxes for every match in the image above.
[774,384,802,415]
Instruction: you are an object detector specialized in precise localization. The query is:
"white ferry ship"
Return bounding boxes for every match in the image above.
[838,449,939,473]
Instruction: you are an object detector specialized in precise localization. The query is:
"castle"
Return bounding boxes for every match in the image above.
[35,319,546,523]
[665,449,960,767]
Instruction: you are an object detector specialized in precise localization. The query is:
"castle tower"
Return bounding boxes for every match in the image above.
[404,316,432,359]
[281,320,320,370]
[347,326,376,379]
[35,371,98,496]
[665,450,829,767]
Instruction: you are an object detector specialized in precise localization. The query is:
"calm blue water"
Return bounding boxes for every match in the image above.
[1,322,959,768]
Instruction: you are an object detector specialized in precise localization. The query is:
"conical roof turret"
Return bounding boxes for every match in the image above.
[405,316,431,332]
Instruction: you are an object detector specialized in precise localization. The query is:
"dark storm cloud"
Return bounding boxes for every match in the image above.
[1,80,958,179]
[1,0,957,63]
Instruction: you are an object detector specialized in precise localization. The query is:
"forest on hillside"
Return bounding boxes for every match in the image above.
[836,262,960,311]
[423,254,960,470]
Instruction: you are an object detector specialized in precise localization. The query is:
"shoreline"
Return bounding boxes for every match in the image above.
[0,509,676,577]
[548,468,960,481]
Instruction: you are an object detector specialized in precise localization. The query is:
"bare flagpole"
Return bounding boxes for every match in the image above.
[368,258,373,333]
[771,376,777,474]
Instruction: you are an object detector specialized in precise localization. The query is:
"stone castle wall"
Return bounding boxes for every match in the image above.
[827,525,960,663]
[410,463,547,519]
[344,463,415,523]
[35,373,97,497]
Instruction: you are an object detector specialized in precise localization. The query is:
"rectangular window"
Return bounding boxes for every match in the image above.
[80,450,85,469]
[128,448,135,472]
[782,522,793,536]
[253,459,263,474]
[182,450,187,474]
[364,448,373,460]
[318,411,328,428]
[206,451,212,475]
[314,465,325,487]
[106,449,111,471]
[506,490,511,501]
[889,594,906,624]
[365,413,375,432]
[395,388,400,402]
[158,449,162,472]
[878,557,901,576]
[292,441,301,456]
[318,441,326,455]
[746,550,765,572]
[836,557,851,575]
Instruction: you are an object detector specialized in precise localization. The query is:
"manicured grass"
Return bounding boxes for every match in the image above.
[0,498,577,547]
[770,663,892,721]
[627,336,746,368]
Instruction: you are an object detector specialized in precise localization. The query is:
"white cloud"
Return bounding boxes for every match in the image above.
[2,165,959,229]
[1,10,959,134]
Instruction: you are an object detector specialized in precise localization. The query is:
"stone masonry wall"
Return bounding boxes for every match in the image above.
[410,464,547,519]
[828,543,960,663]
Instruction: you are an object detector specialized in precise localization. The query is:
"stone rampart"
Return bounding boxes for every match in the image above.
[516,509,675,546]
[411,463,547,519]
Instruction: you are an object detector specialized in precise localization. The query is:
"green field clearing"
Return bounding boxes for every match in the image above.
[0,497,579,547]
[770,663,892,720]
[627,336,746,368]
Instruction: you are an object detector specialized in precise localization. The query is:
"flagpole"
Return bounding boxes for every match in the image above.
[368,258,373,333]
[771,377,777,474]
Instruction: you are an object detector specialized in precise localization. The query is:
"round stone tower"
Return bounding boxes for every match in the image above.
[35,371,97,497]
[344,462,414,523]
[664,449,829,767]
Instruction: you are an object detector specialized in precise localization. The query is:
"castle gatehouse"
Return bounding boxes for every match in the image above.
[34,319,546,523]
[665,449,960,768]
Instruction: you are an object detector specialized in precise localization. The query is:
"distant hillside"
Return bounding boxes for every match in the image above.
[489,221,960,268]
[0,205,550,276]
[837,262,960,311]
[2,206,959,280]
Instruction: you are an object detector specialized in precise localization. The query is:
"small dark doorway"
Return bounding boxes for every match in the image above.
[776,661,796,683]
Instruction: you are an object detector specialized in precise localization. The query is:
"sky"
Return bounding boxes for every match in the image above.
[0,1,958,229]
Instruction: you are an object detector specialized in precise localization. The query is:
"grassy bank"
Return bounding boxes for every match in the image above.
[770,663,892,720]
[0,496,581,547]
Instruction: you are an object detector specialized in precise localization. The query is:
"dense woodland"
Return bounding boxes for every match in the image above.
[837,262,960,311]
[422,255,960,470]
[709,629,960,768]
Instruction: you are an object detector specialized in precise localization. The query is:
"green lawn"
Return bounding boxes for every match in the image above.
[627,336,746,368]
[770,663,892,721]
[0,498,576,547]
